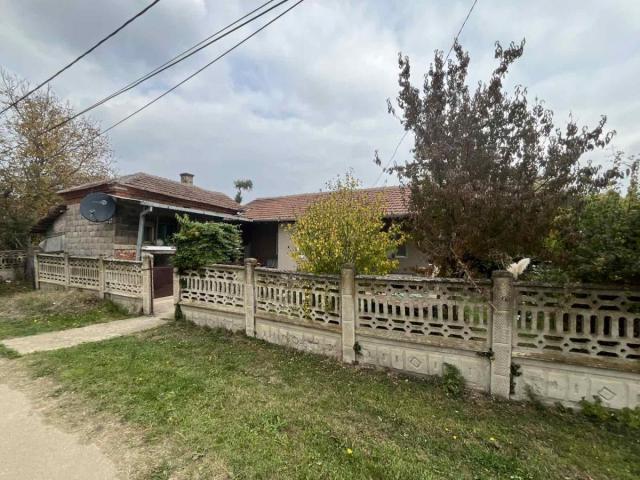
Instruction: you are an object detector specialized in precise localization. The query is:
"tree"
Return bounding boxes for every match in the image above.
[233,179,253,204]
[541,154,640,284]
[289,173,404,275]
[0,71,113,248]
[172,215,242,272]
[386,41,619,276]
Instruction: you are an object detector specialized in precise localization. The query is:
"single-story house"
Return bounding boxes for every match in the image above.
[32,172,428,288]
[241,187,427,273]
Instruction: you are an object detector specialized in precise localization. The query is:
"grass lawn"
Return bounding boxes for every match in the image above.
[24,321,639,480]
[0,287,131,343]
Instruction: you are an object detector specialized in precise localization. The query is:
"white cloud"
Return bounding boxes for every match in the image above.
[0,0,638,201]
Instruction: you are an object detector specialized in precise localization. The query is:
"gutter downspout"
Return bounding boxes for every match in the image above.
[136,206,153,260]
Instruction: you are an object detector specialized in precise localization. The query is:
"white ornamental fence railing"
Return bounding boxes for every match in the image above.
[35,253,152,314]
[175,261,640,410]
[0,249,27,280]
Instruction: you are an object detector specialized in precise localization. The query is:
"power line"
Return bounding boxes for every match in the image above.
[0,0,161,116]
[445,0,479,63]
[99,0,305,136]
[48,0,288,133]
[373,0,479,187]
[372,130,408,187]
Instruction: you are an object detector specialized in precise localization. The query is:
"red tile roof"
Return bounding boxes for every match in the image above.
[243,185,410,222]
[58,172,241,213]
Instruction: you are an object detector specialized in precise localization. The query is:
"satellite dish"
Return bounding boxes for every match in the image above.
[79,192,116,222]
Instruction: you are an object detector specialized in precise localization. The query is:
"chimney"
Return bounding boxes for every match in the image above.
[180,172,194,185]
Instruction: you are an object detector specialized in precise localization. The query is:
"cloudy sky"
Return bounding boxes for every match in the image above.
[1,0,638,202]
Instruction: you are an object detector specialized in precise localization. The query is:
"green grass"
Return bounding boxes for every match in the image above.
[25,322,640,480]
[0,289,131,340]
[0,279,32,297]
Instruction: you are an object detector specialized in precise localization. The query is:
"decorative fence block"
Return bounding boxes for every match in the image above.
[104,259,143,297]
[255,268,341,327]
[35,254,150,314]
[37,254,66,285]
[180,265,245,311]
[68,257,100,289]
[0,250,26,269]
[355,276,491,348]
[515,283,640,360]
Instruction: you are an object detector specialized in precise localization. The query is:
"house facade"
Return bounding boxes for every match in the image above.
[242,186,429,273]
[32,172,244,261]
[32,172,428,277]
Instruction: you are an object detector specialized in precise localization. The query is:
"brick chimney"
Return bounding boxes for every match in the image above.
[180,172,194,185]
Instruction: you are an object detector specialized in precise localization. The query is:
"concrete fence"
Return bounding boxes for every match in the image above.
[176,260,640,410]
[35,253,153,314]
[0,250,27,281]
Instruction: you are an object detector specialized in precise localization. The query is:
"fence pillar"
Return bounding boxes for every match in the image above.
[341,264,357,364]
[63,253,70,289]
[244,258,258,337]
[490,270,515,398]
[97,256,106,299]
[141,254,153,315]
[33,254,40,290]
[173,268,181,306]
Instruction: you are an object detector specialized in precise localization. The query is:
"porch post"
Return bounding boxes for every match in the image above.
[244,258,258,337]
[341,264,357,364]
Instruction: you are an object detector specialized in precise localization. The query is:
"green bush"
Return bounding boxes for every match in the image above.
[441,363,465,398]
[544,190,640,284]
[172,215,242,272]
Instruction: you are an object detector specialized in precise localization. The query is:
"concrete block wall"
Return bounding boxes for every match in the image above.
[54,203,114,257]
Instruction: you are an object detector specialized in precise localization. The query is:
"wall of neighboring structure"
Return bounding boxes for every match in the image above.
[273,223,428,273]
[48,203,114,257]
[276,223,296,270]
[246,223,278,267]
[396,241,430,274]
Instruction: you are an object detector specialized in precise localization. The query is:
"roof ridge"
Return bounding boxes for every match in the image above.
[243,185,405,205]
[121,172,232,197]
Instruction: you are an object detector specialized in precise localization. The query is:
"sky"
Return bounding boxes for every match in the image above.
[0,0,638,202]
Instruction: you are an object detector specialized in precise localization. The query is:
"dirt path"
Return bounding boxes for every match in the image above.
[0,382,118,480]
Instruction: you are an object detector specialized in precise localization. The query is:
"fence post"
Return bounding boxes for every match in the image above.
[244,258,258,337]
[173,268,181,306]
[63,253,70,289]
[141,253,153,315]
[341,264,357,364]
[97,256,105,299]
[490,270,515,398]
[34,254,40,290]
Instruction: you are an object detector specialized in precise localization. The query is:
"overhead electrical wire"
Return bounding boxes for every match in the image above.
[99,0,305,136]
[47,0,288,132]
[0,0,161,116]
[373,0,480,187]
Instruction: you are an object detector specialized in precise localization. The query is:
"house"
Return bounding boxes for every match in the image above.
[32,172,244,261]
[242,186,428,273]
[32,172,427,280]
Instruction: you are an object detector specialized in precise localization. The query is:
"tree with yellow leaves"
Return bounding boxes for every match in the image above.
[289,173,404,275]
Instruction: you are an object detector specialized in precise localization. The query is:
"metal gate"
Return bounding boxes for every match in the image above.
[153,266,173,298]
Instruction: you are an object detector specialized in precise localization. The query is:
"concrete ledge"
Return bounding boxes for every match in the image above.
[255,317,342,359]
[181,304,245,332]
[356,333,491,391]
[512,357,640,409]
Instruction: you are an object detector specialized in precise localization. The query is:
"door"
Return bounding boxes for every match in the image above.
[153,266,173,298]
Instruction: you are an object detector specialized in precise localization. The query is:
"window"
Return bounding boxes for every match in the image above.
[393,242,407,259]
